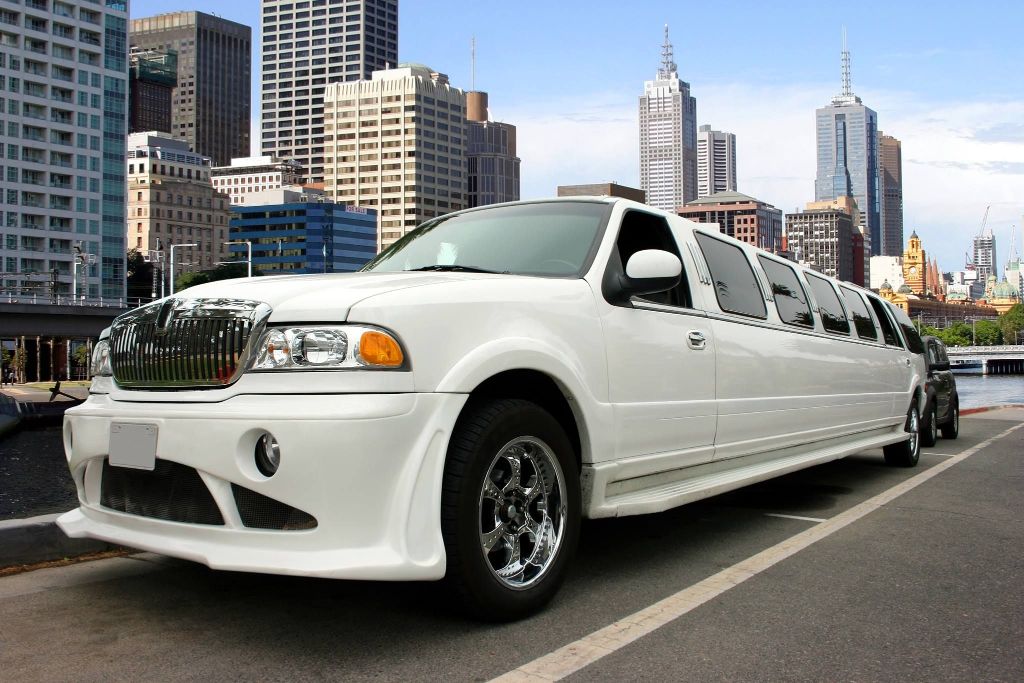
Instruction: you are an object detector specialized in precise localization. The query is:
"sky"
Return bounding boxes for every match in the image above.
[132,0,1024,277]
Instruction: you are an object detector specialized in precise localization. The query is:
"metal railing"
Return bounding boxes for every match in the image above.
[1,293,148,309]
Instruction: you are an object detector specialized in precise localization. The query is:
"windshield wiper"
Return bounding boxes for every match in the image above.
[407,264,506,274]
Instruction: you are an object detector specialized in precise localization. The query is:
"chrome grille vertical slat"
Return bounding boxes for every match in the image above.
[108,298,270,389]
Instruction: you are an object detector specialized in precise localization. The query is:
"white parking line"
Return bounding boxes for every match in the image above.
[764,513,827,523]
[491,422,1024,683]
[921,452,959,457]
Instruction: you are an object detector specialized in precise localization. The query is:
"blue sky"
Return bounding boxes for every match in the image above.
[132,0,1024,275]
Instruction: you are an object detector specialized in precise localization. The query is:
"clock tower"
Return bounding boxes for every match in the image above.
[902,230,926,295]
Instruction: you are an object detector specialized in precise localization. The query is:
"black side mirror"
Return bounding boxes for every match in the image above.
[930,361,950,372]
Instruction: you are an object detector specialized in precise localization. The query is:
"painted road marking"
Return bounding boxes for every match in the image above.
[764,513,827,523]
[922,452,959,457]
[491,422,1024,683]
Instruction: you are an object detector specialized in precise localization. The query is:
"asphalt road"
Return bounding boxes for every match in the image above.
[1,410,1021,682]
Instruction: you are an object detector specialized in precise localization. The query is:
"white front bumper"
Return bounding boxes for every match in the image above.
[58,391,467,581]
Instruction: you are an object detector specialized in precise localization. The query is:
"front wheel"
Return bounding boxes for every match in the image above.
[920,401,938,448]
[884,401,921,467]
[941,397,960,440]
[441,398,580,620]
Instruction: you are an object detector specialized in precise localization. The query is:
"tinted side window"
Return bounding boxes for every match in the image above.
[866,295,902,347]
[926,340,941,365]
[805,273,851,335]
[840,286,878,340]
[758,255,813,327]
[695,232,766,319]
[888,303,925,354]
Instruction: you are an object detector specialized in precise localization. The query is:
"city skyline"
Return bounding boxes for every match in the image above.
[130,0,1024,278]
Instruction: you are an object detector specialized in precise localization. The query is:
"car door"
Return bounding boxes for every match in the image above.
[597,209,717,469]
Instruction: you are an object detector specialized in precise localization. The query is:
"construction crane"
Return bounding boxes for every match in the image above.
[978,205,990,235]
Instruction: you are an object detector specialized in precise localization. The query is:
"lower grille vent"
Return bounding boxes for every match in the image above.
[232,484,318,530]
[101,460,225,526]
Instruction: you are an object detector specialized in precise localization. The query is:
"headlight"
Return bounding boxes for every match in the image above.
[91,336,112,377]
[250,325,406,370]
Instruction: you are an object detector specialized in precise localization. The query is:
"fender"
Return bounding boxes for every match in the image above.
[434,336,614,464]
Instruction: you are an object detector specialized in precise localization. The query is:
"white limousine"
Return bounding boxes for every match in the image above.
[59,197,927,618]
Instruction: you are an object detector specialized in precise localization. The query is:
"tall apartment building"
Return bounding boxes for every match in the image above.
[126,132,232,287]
[322,63,467,250]
[465,91,519,208]
[211,156,305,206]
[878,132,903,257]
[128,46,176,134]
[229,188,377,274]
[696,125,736,199]
[639,25,697,212]
[973,227,997,286]
[785,203,857,284]
[678,191,782,252]
[814,36,881,255]
[0,0,128,299]
[130,11,251,167]
[260,0,399,185]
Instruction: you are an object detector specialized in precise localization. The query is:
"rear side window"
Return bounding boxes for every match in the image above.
[866,295,902,347]
[758,255,813,327]
[887,303,925,354]
[804,273,851,335]
[695,232,766,319]
[840,286,878,340]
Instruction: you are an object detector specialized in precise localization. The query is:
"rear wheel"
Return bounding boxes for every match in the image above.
[940,397,960,440]
[441,398,580,620]
[920,401,938,448]
[884,401,921,467]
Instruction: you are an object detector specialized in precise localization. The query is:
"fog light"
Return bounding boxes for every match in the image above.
[255,434,281,477]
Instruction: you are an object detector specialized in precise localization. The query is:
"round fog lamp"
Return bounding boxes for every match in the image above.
[255,434,281,477]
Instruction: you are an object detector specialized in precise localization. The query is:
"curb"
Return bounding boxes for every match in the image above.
[0,513,116,568]
[961,404,1024,416]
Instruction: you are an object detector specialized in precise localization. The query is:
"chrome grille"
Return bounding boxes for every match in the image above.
[110,298,272,389]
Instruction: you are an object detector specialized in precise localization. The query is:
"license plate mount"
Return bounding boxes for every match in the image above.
[109,423,158,471]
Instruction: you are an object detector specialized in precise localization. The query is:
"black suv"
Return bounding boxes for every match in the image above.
[921,335,959,447]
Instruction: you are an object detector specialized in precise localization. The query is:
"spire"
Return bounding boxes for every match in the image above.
[658,24,677,79]
[841,26,852,97]
[831,27,861,105]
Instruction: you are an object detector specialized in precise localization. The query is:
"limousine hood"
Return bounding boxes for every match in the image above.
[169,271,503,322]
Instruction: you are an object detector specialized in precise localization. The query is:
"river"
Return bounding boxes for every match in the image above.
[952,373,1024,408]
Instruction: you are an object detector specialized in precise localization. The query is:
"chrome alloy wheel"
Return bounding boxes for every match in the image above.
[907,406,920,455]
[478,436,567,589]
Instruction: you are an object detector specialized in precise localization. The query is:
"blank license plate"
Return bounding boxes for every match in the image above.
[109,423,157,471]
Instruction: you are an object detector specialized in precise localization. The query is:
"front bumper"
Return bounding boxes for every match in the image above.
[58,391,467,581]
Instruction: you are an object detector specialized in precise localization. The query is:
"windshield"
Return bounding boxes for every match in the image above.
[361,201,611,277]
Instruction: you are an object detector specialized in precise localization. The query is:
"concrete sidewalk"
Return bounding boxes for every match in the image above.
[1,405,1022,571]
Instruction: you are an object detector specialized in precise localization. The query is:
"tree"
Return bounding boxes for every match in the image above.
[998,303,1024,345]
[935,323,971,348]
[174,271,212,292]
[126,249,155,301]
[174,262,259,293]
[973,319,1002,346]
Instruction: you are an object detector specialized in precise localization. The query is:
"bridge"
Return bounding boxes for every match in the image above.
[946,345,1024,375]
[0,297,146,383]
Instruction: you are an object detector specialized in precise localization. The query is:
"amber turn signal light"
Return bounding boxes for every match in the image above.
[358,331,404,367]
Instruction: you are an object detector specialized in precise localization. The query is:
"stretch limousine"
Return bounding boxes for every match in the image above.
[59,197,927,618]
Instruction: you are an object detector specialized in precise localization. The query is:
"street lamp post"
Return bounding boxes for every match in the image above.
[169,243,198,296]
[225,240,253,278]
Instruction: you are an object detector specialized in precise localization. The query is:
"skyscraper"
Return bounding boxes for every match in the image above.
[696,125,737,199]
[639,26,697,212]
[466,91,520,208]
[322,64,467,250]
[128,47,177,134]
[878,132,904,257]
[130,11,251,167]
[260,0,399,185]
[974,228,997,285]
[814,34,881,255]
[0,0,129,299]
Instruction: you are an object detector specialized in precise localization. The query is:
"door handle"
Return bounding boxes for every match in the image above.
[905,358,911,366]
[687,331,706,350]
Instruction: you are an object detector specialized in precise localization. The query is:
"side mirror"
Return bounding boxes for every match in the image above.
[930,360,950,372]
[605,249,682,304]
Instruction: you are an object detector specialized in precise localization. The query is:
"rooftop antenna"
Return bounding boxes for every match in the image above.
[841,26,852,97]
[659,24,677,79]
[471,36,476,91]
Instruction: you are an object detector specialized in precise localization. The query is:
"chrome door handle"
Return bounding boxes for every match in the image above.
[905,358,911,366]
[687,331,706,350]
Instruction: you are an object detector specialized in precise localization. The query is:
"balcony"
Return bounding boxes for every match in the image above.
[79,31,100,47]
[49,196,72,211]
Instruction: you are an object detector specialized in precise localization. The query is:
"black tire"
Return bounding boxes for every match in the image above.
[940,396,960,440]
[441,398,580,620]
[920,400,938,448]
[884,400,921,467]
